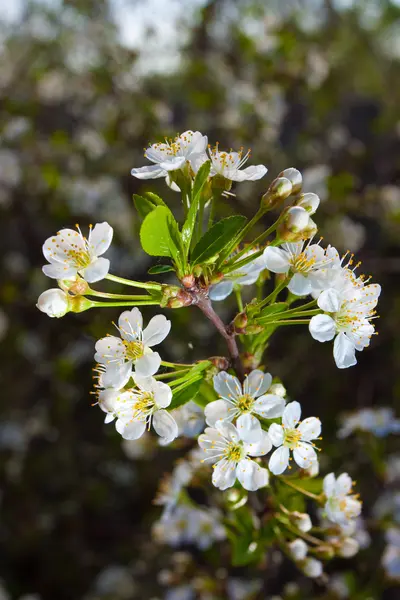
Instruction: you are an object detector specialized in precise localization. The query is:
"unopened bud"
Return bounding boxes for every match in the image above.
[59,277,89,296]
[241,353,260,370]
[291,511,312,532]
[303,558,323,578]
[37,289,70,318]
[288,539,308,561]
[262,177,292,210]
[244,324,264,335]
[269,382,286,397]
[277,206,310,241]
[209,356,230,371]
[295,192,320,215]
[166,289,193,309]
[181,274,195,289]
[301,217,318,240]
[314,544,335,559]
[279,168,302,194]
[232,311,248,333]
[337,537,359,558]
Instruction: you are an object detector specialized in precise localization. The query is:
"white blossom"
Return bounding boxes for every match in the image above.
[309,270,381,368]
[323,472,362,526]
[268,401,321,475]
[42,222,113,283]
[99,375,178,444]
[203,144,267,182]
[95,307,171,384]
[130,130,207,179]
[303,558,323,578]
[263,241,339,296]
[37,288,69,318]
[153,505,226,549]
[198,421,271,491]
[289,538,308,561]
[205,370,285,442]
[209,250,265,301]
[292,511,312,532]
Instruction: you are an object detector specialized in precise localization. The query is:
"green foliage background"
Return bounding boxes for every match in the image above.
[0,1,399,598]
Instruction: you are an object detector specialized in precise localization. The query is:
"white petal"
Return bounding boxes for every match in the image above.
[336,473,352,495]
[89,222,113,256]
[118,308,143,341]
[236,459,269,491]
[42,263,77,280]
[159,156,186,171]
[81,257,110,282]
[99,362,132,389]
[209,280,234,301]
[130,164,165,179]
[134,352,161,376]
[142,314,171,347]
[153,409,178,443]
[282,401,301,429]
[333,333,357,369]
[213,372,242,401]
[243,370,272,398]
[212,458,237,490]
[298,417,321,441]
[293,442,317,469]
[289,539,308,561]
[94,336,125,364]
[236,164,268,181]
[323,473,336,497]
[263,246,290,274]
[288,273,312,296]
[318,288,341,312]
[98,389,120,414]
[269,446,290,475]
[37,288,70,318]
[236,413,263,443]
[116,418,146,440]
[204,400,231,427]
[153,381,173,408]
[253,394,285,418]
[309,314,336,342]
[268,423,284,446]
[215,420,240,443]
[244,430,272,456]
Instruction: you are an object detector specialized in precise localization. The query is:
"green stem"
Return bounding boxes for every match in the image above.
[225,215,284,268]
[234,287,244,312]
[207,197,216,228]
[87,290,156,301]
[250,277,290,313]
[256,309,320,325]
[223,248,264,275]
[263,319,311,326]
[275,515,323,546]
[161,360,194,369]
[278,476,323,502]
[217,206,266,266]
[91,300,161,308]
[106,273,162,291]
[154,369,192,380]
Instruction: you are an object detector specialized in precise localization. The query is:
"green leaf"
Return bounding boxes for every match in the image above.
[145,192,167,207]
[133,194,157,220]
[181,160,211,252]
[140,206,184,270]
[148,264,175,274]
[191,215,247,265]
[169,378,203,410]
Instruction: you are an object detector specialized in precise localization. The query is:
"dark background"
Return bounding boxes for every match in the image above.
[0,1,399,598]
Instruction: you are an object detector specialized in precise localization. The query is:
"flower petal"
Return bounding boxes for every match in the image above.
[89,222,113,256]
[115,418,146,440]
[269,446,290,475]
[244,430,272,456]
[204,399,232,427]
[235,164,268,181]
[318,288,341,313]
[333,332,357,369]
[309,314,336,342]
[254,394,285,418]
[153,409,178,443]
[323,473,336,497]
[243,369,272,398]
[263,246,290,274]
[236,413,263,443]
[298,417,321,441]
[336,473,352,496]
[236,459,269,491]
[142,314,171,347]
[209,280,234,301]
[212,458,237,490]
[159,156,186,171]
[130,164,165,179]
[81,257,109,283]
[282,401,301,429]
[99,362,132,389]
[42,263,77,279]
[134,352,161,377]
[213,371,242,401]
[288,273,312,296]
[118,308,143,341]
[215,420,240,443]
[153,381,173,408]
[293,442,317,469]
[94,336,125,365]
[268,423,284,446]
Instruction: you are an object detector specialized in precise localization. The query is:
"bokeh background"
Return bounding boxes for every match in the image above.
[0,0,399,598]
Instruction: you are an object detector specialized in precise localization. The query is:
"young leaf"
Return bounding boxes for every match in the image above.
[133,194,157,219]
[169,378,203,410]
[148,264,175,274]
[191,215,247,265]
[145,191,167,207]
[140,206,184,271]
[181,160,211,252]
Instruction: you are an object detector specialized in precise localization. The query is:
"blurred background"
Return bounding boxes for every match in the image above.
[0,0,399,598]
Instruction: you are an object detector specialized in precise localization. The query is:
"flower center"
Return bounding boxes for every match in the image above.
[284,427,302,448]
[132,391,155,421]
[66,247,91,269]
[290,251,316,274]
[236,394,255,412]
[123,340,144,361]
[224,442,243,462]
